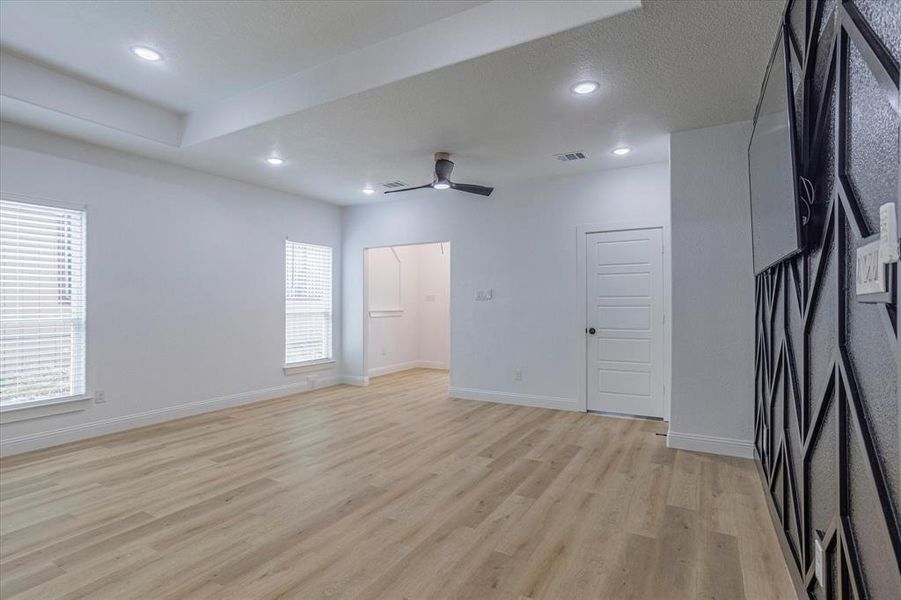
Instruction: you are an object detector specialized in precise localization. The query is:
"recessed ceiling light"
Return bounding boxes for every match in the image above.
[611,147,632,156]
[266,157,285,166]
[362,187,375,195]
[570,80,599,95]
[130,46,162,62]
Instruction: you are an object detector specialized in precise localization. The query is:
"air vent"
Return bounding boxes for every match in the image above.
[381,180,408,189]
[554,151,587,162]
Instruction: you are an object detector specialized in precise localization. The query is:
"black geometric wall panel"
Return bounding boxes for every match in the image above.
[754,1,900,598]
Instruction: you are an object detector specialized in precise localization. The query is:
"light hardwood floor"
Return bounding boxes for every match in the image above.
[0,369,796,600]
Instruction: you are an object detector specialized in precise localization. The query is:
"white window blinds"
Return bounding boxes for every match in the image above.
[1,199,86,406]
[285,241,332,365]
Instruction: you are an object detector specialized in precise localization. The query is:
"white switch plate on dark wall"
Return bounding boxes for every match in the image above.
[814,536,825,587]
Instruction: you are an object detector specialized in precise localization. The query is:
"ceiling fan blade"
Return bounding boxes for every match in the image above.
[450,182,494,196]
[383,183,432,194]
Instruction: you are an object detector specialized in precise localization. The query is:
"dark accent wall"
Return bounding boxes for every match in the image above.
[754,1,900,598]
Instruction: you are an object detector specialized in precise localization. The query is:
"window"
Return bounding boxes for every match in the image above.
[285,241,332,366]
[1,199,86,407]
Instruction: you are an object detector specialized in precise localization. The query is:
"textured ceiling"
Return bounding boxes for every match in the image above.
[0,0,784,206]
[0,0,486,112]
[176,0,784,204]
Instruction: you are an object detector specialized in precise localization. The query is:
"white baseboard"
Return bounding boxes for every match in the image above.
[368,361,419,377]
[449,386,578,412]
[340,374,369,386]
[415,360,448,371]
[0,376,341,457]
[666,430,755,458]
[368,360,448,377]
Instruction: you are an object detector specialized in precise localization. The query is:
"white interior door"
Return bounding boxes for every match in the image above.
[586,228,664,418]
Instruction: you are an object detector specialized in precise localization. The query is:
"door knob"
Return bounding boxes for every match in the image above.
[587,327,596,335]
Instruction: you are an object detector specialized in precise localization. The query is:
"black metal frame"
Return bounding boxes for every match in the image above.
[754,1,900,598]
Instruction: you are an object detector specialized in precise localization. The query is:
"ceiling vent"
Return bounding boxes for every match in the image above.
[381,180,408,189]
[554,151,587,162]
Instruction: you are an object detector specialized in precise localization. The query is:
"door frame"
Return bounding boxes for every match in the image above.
[362,240,452,383]
[577,221,671,420]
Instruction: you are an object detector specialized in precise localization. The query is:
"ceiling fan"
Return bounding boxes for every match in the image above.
[384,153,494,196]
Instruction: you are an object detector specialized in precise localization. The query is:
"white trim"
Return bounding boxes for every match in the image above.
[416,360,448,370]
[368,360,449,377]
[368,309,404,318]
[0,395,92,424]
[576,220,672,420]
[449,386,579,412]
[283,359,336,375]
[369,361,420,377]
[666,430,755,459]
[588,410,663,422]
[0,378,340,456]
[340,374,370,386]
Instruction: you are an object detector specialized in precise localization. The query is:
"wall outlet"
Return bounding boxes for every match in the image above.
[814,535,825,587]
[94,390,106,404]
[475,289,494,301]
[514,368,523,381]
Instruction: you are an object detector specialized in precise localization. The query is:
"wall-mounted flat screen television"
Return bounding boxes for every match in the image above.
[748,25,803,275]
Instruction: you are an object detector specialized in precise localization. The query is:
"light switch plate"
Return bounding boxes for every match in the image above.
[879,202,899,263]
[814,536,825,587]
[856,239,886,295]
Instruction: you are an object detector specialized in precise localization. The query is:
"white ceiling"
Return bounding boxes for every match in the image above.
[0,0,784,206]
[0,0,487,112]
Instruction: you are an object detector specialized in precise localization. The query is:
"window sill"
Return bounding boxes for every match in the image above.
[283,359,336,376]
[0,394,92,424]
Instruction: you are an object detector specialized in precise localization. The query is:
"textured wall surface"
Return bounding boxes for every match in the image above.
[754,1,900,597]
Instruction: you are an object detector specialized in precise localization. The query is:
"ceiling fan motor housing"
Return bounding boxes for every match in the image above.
[434,156,454,182]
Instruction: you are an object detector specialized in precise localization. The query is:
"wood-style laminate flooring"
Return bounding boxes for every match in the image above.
[0,369,796,599]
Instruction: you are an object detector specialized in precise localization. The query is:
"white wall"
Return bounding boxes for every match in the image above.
[417,243,450,368]
[366,243,449,376]
[343,161,671,410]
[0,122,343,455]
[367,245,419,373]
[668,120,756,458]
[0,118,761,459]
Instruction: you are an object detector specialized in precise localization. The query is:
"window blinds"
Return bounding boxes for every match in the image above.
[285,241,332,365]
[1,199,86,406]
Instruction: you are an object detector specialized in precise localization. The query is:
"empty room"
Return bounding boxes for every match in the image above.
[0,1,898,599]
